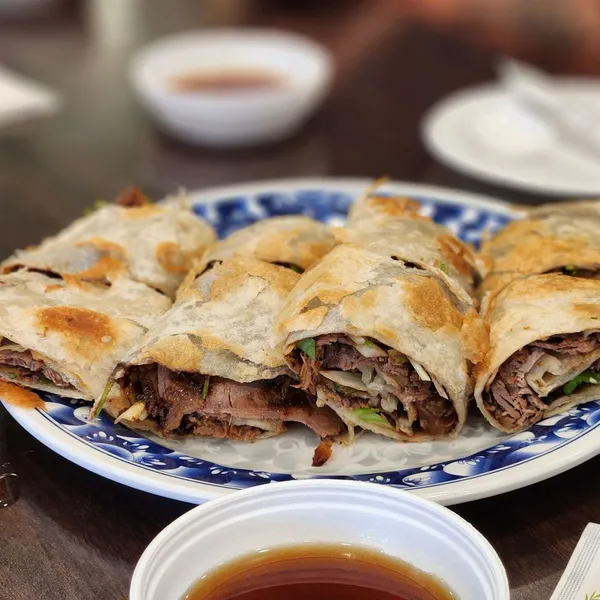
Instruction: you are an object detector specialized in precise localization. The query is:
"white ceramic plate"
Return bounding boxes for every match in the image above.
[5,178,600,506]
[422,82,600,196]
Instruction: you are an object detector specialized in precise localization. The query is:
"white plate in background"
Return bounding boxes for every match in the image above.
[423,82,600,197]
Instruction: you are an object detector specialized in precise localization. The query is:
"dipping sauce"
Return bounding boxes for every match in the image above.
[170,69,286,94]
[183,544,455,600]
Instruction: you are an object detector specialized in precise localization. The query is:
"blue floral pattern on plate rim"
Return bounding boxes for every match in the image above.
[36,395,600,491]
[6,179,600,503]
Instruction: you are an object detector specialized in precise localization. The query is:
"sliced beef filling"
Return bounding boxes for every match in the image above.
[0,349,72,388]
[118,365,344,465]
[179,416,285,442]
[485,348,547,429]
[485,332,600,429]
[289,334,457,436]
[530,333,600,355]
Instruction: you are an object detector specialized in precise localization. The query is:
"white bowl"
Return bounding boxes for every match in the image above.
[130,29,334,148]
[130,480,509,600]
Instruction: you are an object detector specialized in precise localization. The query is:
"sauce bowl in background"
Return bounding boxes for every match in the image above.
[130,29,334,148]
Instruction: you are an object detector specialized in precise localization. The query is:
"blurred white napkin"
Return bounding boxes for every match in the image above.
[0,66,60,129]
[551,524,600,600]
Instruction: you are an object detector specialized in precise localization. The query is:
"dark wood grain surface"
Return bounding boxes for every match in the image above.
[0,2,598,599]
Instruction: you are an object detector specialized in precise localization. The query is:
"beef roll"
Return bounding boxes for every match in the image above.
[0,270,170,401]
[99,258,344,466]
[475,274,600,432]
[479,199,600,298]
[2,186,216,298]
[198,215,339,275]
[276,243,485,442]
[345,191,480,305]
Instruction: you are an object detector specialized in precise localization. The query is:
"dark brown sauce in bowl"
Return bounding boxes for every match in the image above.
[183,544,455,600]
[170,69,286,94]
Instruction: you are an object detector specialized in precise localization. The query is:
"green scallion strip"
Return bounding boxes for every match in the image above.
[92,380,114,419]
[296,338,316,359]
[563,370,600,396]
[353,407,394,429]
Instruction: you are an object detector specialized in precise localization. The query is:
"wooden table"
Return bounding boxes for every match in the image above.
[0,2,598,598]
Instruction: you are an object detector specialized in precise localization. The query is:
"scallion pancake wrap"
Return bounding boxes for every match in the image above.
[0,270,171,401]
[346,194,479,305]
[479,200,600,298]
[276,243,485,441]
[475,274,600,432]
[199,215,338,273]
[102,258,344,465]
[2,187,216,297]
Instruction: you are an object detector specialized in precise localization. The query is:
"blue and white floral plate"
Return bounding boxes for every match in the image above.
[5,178,600,506]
